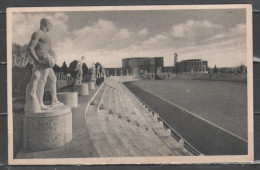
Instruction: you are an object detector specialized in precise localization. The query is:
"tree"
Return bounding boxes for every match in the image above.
[239,64,246,73]
[213,65,218,74]
[12,43,29,68]
[53,64,61,73]
[61,61,68,74]
[68,60,78,79]
[82,63,88,75]
[94,62,102,77]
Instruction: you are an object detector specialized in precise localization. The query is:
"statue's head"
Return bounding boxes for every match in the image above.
[40,18,52,32]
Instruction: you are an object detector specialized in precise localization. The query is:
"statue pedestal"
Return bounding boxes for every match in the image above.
[89,81,95,90]
[57,92,78,107]
[23,105,72,151]
[74,83,89,96]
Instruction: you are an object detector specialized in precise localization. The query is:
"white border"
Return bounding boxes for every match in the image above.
[7,4,254,165]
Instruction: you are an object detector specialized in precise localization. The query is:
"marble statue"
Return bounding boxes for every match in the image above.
[24,18,63,114]
[91,63,96,80]
[96,65,100,78]
[74,56,86,84]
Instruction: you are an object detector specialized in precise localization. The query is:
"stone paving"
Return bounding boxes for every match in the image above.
[86,76,190,157]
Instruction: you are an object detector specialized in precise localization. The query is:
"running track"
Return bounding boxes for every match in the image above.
[123,81,247,155]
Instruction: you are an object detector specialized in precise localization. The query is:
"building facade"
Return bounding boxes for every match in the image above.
[176,59,208,74]
[106,56,208,77]
[122,57,164,75]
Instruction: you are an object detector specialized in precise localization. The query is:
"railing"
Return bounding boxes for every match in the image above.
[55,73,74,90]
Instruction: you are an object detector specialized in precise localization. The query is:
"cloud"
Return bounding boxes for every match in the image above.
[138,29,149,36]
[12,13,247,68]
[117,28,132,39]
[12,12,69,46]
[141,34,169,49]
[170,20,223,42]
[203,23,246,43]
[12,14,138,66]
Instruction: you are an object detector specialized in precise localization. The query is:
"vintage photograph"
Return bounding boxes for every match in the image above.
[7,5,253,165]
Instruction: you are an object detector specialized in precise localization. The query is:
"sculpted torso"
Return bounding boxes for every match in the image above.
[33,30,52,60]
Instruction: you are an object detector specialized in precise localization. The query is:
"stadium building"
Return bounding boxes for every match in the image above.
[106,54,208,77]
[122,57,164,75]
[176,59,208,74]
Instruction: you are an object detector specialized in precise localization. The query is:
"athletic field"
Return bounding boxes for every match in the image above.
[131,79,247,139]
[124,79,248,155]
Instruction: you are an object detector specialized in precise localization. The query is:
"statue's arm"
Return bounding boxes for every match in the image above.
[28,32,40,62]
[28,32,46,67]
[75,62,80,71]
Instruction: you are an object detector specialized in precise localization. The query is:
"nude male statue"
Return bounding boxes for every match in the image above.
[24,18,63,113]
[74,56,86,84]
[91,63,96,80]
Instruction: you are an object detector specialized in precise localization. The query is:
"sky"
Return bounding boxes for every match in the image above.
[12,9,247,68]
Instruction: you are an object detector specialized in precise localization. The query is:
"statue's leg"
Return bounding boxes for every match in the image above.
[76,72,80,84]
[48,68,63,106]
[79,70,83,84]
[24,67,42,113]
[37,68,50,109]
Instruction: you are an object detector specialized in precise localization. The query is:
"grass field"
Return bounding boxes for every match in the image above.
[131,79,247,140]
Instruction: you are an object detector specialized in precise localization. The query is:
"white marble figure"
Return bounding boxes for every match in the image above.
[96,65,101,78]
[101,68,105,78]
[115,70,117,76]
[91,63,96,80]
[121,70,122,76]
[24,18,63,114]
[126,69,129,75]
[74,56,85,85]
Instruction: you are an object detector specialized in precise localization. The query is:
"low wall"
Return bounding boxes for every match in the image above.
[143,73,155,80]
[175,73,247,83]
[156,72,176,79]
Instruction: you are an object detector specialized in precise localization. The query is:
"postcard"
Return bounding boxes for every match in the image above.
[7,5,253,165]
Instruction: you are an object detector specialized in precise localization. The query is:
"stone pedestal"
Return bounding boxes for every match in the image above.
[57,92,78,107]
[89,81,95,90]
[74,83,89,96]
[23,105,72,151]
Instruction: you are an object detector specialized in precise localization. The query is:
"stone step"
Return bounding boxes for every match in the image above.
[105,82,146,156]
[121,83,189,156]
[115,88,165,156]
[86,77,190,156]
[85,107,117,157]
[98,110,132,157]
[113,85,152,155]
[111,84,157,156]
[119,90,175,156]
[108,114,144,156]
